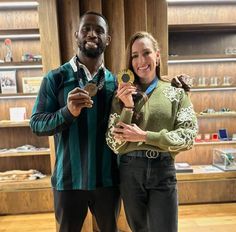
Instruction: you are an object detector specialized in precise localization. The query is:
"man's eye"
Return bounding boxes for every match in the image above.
[95,28,104,34]
[82,26,90,32]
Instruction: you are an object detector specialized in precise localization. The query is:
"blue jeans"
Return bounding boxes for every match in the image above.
[119,151,178,232]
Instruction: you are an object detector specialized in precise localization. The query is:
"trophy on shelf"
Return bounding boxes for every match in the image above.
[4,38,13,62]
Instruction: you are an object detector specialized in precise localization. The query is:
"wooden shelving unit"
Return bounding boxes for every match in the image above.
[0,0,56,215]
[168,1,236,204]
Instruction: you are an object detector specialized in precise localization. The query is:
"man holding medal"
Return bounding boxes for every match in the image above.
[30,12,120,232]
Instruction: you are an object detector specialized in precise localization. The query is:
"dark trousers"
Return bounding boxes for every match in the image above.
[120,154,178,232]
[53,186,120,232]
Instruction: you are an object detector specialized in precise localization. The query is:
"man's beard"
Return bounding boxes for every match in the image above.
[79,42,106,58]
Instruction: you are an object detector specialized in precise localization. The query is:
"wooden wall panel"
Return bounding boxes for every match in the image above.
[0,9,38,29]
[168,62,236,80]
[169,31,236,57]
[0,40,40,62]
[124,0,147,45]
[0,127,48,148]
[147,0,168,75]
[0,189,53,214]
[0,156,51,174]
[168,4,236,25]
[80,0,102,14]
[190,90,236,113]
[178,179,236,204]
[0,98,36,120]
[103,0,126,74]
[57,0,80,64]
[37,0,61,73]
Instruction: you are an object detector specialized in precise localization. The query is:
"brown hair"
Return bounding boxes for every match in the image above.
[126,31,160,80]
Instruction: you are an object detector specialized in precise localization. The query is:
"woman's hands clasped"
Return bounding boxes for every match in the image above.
[113,121,147,142]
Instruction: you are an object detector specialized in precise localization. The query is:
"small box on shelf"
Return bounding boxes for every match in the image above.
[213,148,236,171]
[175,162,193,173]
[9,107,26,121]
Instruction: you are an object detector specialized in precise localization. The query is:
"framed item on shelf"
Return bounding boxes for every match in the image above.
[0,70,17,94]
[22,76,43,93]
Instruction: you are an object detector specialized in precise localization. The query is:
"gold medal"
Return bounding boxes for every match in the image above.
[84,83,98,97]
[117,69,134,84]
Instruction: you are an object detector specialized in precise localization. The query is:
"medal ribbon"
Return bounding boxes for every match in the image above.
[144,77,158,95]
[75,56,105,91]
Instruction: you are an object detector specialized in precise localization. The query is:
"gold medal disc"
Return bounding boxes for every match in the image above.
[117,69,134,84]
[84,83,98,97]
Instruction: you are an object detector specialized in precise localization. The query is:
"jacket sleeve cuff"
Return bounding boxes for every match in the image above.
[145,131,161,146]
[120,108,134,124]
[61,106,76,124]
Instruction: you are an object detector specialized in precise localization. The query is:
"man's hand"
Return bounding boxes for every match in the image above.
[67,87,93,117]
[171,74,192,92]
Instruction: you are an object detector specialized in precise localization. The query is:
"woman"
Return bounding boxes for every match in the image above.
[106,31,198,232]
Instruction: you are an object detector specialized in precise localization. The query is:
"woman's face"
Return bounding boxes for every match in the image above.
[131,37,160,84]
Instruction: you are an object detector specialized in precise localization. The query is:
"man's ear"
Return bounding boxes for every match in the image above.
[106,35,111,46]
[74,31,78,39]
[156,50,160,65]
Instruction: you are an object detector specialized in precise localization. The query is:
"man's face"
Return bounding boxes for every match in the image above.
[76,14,110,58]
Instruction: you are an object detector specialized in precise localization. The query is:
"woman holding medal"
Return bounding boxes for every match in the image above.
[106,31,198,232]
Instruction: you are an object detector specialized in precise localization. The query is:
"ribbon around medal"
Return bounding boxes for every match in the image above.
[117,69,134,84]
[84,83,98,97]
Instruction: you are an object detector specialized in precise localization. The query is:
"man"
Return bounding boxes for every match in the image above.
[30,12,120,232]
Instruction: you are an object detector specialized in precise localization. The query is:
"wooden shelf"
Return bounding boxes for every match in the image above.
[0,176,50,192]
[0,93,37,99]
[197,112,236,118]
[0,120,30,128]
[0,61,42,70]
[0,33,40,40]
[0,28,39,35]
[194,141,236,146]
[0,150,50,158]
[191,86,236,92]
[0,2,38,10]
[168,55,236,64]
[169,23,236,32]
[167,0,236,5]
[177,165,236,181]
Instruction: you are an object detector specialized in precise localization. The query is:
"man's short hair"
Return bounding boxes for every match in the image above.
[80,11,109,32]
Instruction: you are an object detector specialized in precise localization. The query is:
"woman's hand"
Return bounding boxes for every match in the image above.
[116,83,137,108]
[113,121,147,142]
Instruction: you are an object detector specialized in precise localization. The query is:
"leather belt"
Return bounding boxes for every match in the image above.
[125,150,171,159]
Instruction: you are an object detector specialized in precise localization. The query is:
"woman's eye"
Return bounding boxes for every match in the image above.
[131,54,138,59]
[143,51,151,56]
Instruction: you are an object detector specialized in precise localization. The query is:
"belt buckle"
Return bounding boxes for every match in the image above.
[145,150,159,159]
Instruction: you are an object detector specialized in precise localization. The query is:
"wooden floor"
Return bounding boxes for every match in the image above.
[0,203,236,232]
